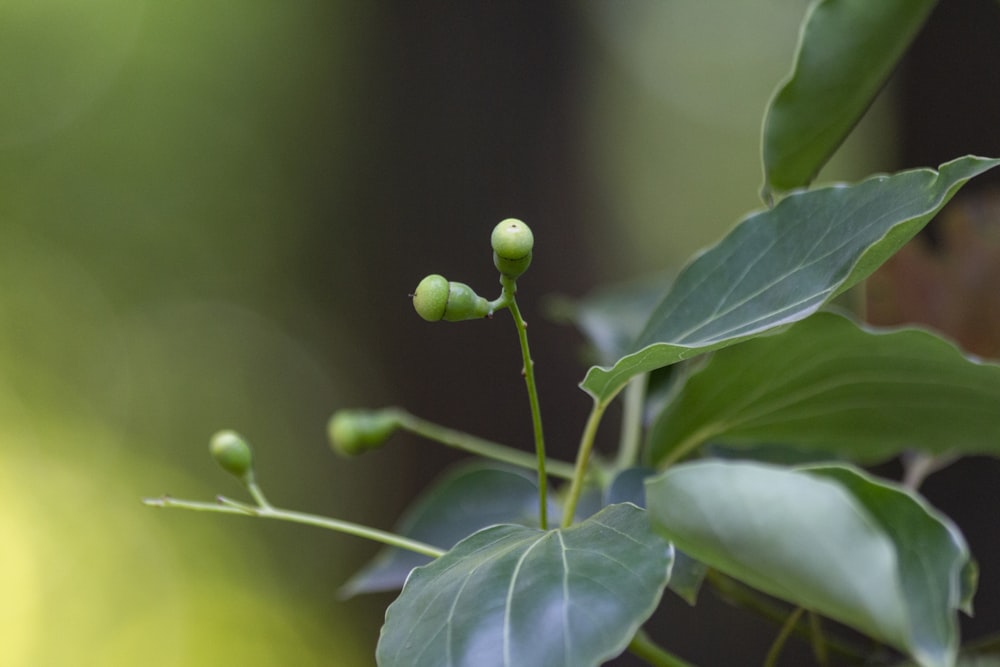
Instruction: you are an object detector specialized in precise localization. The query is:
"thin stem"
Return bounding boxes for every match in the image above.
[245,474,272,509]
[762,607,804,667]
[144,495,446,558]
[627,629,698,667]
[561,398,609,528]
[501,275,549,530]
[901,451,956,491]
[808,612,829,666]
[706,571,869,663]
[394,410,575,480]
[615,373,648,470]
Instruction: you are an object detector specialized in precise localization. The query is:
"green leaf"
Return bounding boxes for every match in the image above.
[605,467,706,604]
[646,311,1000,466]
[340,464,544,598]
[377,503,672,667]
[646,461,971,667]
[581,156,1000,403]
[761,0,936,195]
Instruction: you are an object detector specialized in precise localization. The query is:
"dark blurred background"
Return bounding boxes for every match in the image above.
[1,1,997,665]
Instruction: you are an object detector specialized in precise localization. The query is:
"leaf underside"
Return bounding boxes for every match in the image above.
[646,461,970,667]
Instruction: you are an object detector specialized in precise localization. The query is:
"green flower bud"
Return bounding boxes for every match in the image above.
[491,218,533,279]
[210,430,254,480]
[412,274,490,322]
[328,408,401,456]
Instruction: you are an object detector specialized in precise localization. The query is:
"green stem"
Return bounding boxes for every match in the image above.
[561,398,609,528]
[614,373,648,470]
[245,474,272,509]
[395,410,575,480]
[628,629,698,667]
[808,612,829,666]
[762,607,804,667]
[501,275,549,530]
[706,571,867,663]
[144,495,445,559]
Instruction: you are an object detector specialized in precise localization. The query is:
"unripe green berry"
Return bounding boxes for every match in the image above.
[412,274,490,322]
[328,408,401,456]
[491,218,533,279]
[210,430,254,480]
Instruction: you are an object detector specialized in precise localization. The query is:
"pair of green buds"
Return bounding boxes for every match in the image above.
[328,219,534,457]
[412,218,533,322]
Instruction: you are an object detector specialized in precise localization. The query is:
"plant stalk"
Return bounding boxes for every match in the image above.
[561,397,609,528]
[144,495,445,558]
[627,629,698,667]
[763,607,804,667]
[706,571,867,662]
[394,410,574,479]
[615,373,648,470]
[501,275,549,530]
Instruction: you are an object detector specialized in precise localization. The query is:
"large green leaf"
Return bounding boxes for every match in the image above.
[761,0,936,195]
[646,311,1000,466]
[340,464,545,598]
[581,156,1000,403]
[377,503,672,667]
[646,461,971,667]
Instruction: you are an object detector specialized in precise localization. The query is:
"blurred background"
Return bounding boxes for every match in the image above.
[1,1,997,665]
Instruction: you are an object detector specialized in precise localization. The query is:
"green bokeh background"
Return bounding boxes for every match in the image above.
[0,2,895,665]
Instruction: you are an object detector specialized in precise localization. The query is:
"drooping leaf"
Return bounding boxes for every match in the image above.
[377,503,672,667]
[646,311,1000,466]
[646,461,971,667]
[340,464,545,598]
[761,0,936,195]
[581,156,1000,403]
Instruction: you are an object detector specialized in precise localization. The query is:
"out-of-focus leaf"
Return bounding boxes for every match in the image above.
[896,658,1000,667]
[581,157,1000,403]
[646,311,1000,466]
[547,273,671,365]
[377,504,672,667]
[761,0,936,195]
[647,461,970,667]
[339,464,543,598]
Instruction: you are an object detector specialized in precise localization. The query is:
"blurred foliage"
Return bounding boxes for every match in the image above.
[0,0,379,664]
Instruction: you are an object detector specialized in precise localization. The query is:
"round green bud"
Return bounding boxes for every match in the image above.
[412,274,490,322]
[491,218,533,279]
[328,408,401,456]
[210,430,254,479]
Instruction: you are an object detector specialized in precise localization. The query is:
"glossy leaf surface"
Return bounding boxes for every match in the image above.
[581,157,1000,402]
[762,0,935,194]
[647,312,1000,466]
[377,504,672,667]
[340,464,543,598]
[646,461,970,667]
